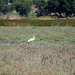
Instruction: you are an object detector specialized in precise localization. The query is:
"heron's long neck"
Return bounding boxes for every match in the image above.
[33,36,35,39]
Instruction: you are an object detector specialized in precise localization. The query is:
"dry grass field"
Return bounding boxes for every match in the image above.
[0,26,75,75]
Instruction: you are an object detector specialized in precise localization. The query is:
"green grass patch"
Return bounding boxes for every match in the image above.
[0,26,75,43]
[0,26,75,75]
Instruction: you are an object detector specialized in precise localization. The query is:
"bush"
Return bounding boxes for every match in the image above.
[28,13,37,18]
[0,19,75,26]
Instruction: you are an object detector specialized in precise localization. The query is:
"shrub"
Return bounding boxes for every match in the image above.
[0,19,75,26]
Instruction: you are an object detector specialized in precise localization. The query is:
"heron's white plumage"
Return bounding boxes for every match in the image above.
[28,36,35,42]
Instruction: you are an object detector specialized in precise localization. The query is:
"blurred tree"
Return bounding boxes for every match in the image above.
[73,0,75,13]
[47,0,75,17]
[14,0,31,16]
[0,0,11,14]
[32,0,48,16]
[47,0,59,13]
[66,0,75,16]
[1,0,74,17]
[9,0,13,3]
[57,0,75,17]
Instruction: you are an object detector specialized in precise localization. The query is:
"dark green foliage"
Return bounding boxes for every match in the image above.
[33,0,48,15]
[73,0,75,13]
[13,0,31,16]
[57,0,75,16]
[0,0,75,17]
[9,0,13,3]
[0,0,9,14]
[32,0,75,17]
[47,0,59,13]
[47,0,75,17]
[0,19,75,26]
[0,0,14,14]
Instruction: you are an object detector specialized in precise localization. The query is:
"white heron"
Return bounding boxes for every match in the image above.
[28,36,35,42]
